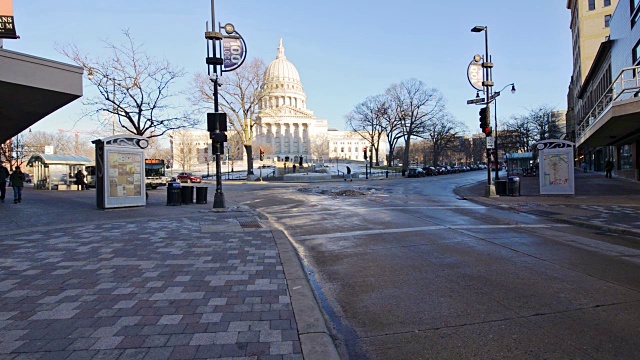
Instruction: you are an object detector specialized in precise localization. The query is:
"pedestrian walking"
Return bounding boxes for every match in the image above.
[582,162,588,173]
[292,164,297,173]
[75,169,86,191]
[0,161,9,203]
[345,166,352,181]
[9,166,25,204]
[605,159,614,179]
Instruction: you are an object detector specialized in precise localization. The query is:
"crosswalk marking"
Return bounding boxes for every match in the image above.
[294,223,570,240]
[267,206,486,218]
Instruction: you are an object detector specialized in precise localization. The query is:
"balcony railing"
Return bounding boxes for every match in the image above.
[576,66,640,143]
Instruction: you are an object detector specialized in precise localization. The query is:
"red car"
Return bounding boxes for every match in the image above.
[176,172,202,183]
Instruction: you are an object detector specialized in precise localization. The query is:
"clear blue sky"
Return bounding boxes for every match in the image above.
[8,0,572,137]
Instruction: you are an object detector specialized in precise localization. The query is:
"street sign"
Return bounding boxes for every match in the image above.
[467,60,483,91]
[486,136,495,149]
[466,98,484,105]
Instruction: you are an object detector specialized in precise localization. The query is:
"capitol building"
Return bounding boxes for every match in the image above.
[171,39,386,171]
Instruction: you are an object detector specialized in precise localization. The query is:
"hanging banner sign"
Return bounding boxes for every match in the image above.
[467,60,483,91]
[222,35,247,72]
[0,0,18,39]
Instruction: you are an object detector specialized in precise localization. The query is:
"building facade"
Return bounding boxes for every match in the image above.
[566,0,618,143]
[569,0,640,180]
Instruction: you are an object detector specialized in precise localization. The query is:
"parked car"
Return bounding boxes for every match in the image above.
[176,172,202,183]
[422,166,438,176]
[407,167,425,178]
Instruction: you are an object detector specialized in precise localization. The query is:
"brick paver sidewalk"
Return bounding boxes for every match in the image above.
[0,212,303,359]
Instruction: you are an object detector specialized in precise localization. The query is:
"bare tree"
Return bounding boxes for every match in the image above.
[192,58,266,177]
[504,105,563,153]
[23,131,75,156]
[527,105,564,141]
[423,113,467,166]
[309,134,329,164]
[171,130,200,172]
[386,78,447,173]
[58,30,195,138]
[346,95,387,166]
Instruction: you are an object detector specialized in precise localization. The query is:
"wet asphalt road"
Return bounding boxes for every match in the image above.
[228,171,640,359]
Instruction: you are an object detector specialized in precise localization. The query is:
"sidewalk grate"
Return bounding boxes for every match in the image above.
[238,219,263,229]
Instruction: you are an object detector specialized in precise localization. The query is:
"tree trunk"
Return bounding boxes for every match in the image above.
[245,145,254,176]
[403,140,412,173]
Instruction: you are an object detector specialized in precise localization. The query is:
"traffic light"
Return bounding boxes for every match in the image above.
[479,107,487,131]
[363,147,368,160]
[479,106,491,136]
[259,148,265,161]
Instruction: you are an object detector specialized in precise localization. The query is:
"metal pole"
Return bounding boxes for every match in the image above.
[483,28,495,197]
[211,0,225,208]
[112,81,116,136]
[494,95,499,181]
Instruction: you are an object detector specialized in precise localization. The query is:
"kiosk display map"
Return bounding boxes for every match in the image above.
[543,153,570,186]
[108,152,142,197]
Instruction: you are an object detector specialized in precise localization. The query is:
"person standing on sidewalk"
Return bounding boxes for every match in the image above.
[9,166,25,204]
[605,159,614,179]
[75,169,86,191]
[582,162,588,173]
[0,162,9,203]
[345,166,352,181]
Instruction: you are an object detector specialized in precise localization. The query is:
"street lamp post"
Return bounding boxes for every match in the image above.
[493,83,516,181]
[471,25,496,197]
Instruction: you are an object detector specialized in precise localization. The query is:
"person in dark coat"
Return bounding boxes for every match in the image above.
[345,166,352,181]
[9,166,25,204]
[0,161,9,203]
[605,159,614,179]
[75,169,86,190]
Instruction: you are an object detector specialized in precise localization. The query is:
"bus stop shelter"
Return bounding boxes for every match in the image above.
[27,154,93,190]
[505,152,534,176]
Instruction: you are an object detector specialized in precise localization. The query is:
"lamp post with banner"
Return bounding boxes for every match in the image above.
[469,25,497,197]
[204,0,247,209]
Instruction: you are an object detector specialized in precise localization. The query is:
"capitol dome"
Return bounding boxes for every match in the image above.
[261,39,307,111]
[264,38,301,84]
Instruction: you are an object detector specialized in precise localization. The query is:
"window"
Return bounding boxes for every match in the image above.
[620,144,633,170]
[633,39,640,64]
[604,0,611,6]
[605,15,611,27]
[589,0,595,10]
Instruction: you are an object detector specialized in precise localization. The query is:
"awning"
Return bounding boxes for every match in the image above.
[576,97,640,148]
[0,48,83,143]
[27,154,93,166]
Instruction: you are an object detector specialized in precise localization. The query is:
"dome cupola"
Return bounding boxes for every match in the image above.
[260,39,307,111]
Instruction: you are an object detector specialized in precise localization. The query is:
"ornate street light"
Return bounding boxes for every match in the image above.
[493,83,516,181]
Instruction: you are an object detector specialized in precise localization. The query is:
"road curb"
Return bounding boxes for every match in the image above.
[271,228,341,360]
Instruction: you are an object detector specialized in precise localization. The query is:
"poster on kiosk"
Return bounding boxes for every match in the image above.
[92,135,148,209]
[536,140,575,195]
